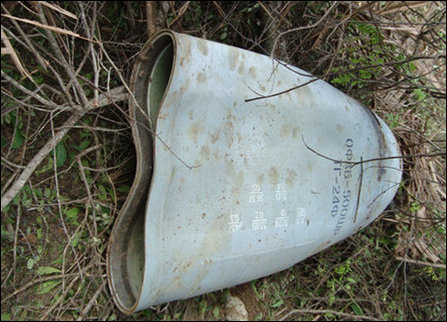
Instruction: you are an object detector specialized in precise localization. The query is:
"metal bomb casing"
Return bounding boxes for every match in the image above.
[107,31,403,314]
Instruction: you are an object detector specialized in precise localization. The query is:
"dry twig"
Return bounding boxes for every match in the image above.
[0,86,128,211]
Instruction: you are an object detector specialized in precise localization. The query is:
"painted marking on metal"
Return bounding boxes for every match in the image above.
[275,184,288,201]
[249,184,264,203]
[275,209,289,228]
[296,207,307,225]
[252,211,267,231]
[228,214,243,233]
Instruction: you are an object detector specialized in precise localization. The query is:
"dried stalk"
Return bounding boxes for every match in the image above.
[0,86,128,211]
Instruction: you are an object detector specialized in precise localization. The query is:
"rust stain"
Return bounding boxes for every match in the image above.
[249,66,257,78]
[280,123,291,138]
[292,127,300,138]
[285,169,297,187]
[228,48,239,71]
[225,158,236,179]
[232,171,244,195]
[210,129,221,144]
[185,213,231,292]
[237,133,243,144]
[163,275,185,296]
[196,40,208,56]
[223,120,234,148]
[295,84,313,106]
[238,64,244,75]
[256,174,265,186]
[226,108,236,120]
[197,72,206,83]
[236,171,244,187]
[200,145,211,160]
[158,111,169,120]
[179,76,191,93]
[190,260,211,294]
[268,167,279,185]
[188,123,203,145]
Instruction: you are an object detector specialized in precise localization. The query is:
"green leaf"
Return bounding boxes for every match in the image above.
[98,185,108,200]
[351,303,363,315]
[36,157,54,176]
[52,142,67,167]
[44,187,51,198]
[65,208,79,221]
[325,312,335,319]
[35,280,60,295]
[271,297,284,308]
[117,185,130,193]
[71,232,81,247]
[12,193,20,206]
[199,299,207,314]
[36,228,43,239]
[11,131,24,149]
[212,307,220,319]
[1,313,11,321]
[22,195,32,208]
[27,258,37,270]
[346,277,356,284]
[3,111,13,124]
[37,266,62,275]
[412,88,426,101]
[73,139,90,152]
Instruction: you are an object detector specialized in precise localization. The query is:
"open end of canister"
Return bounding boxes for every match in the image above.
[147,40,173,129]
[107,31,175,314]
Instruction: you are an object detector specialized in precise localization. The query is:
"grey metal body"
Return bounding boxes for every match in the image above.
[107,31,403,314]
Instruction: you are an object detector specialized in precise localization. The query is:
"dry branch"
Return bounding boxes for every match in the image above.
[1,14,86,40]
[1,26,28,77]
[146,1,156,38]
[40,1,77,20]
[0,86,128,211]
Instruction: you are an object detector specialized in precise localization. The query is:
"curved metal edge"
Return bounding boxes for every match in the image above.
[106,29,178,315]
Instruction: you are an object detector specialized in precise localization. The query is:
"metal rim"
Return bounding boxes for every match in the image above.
[106,30,177,314]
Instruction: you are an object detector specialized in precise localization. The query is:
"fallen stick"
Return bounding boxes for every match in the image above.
[1,86,128,211]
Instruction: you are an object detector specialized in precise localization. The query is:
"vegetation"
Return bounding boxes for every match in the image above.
[1,1,445,321]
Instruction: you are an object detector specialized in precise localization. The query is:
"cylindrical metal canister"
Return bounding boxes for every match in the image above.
[107,30,403,314]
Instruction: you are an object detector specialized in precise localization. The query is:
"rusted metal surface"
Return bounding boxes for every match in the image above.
[107,30,403,314]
